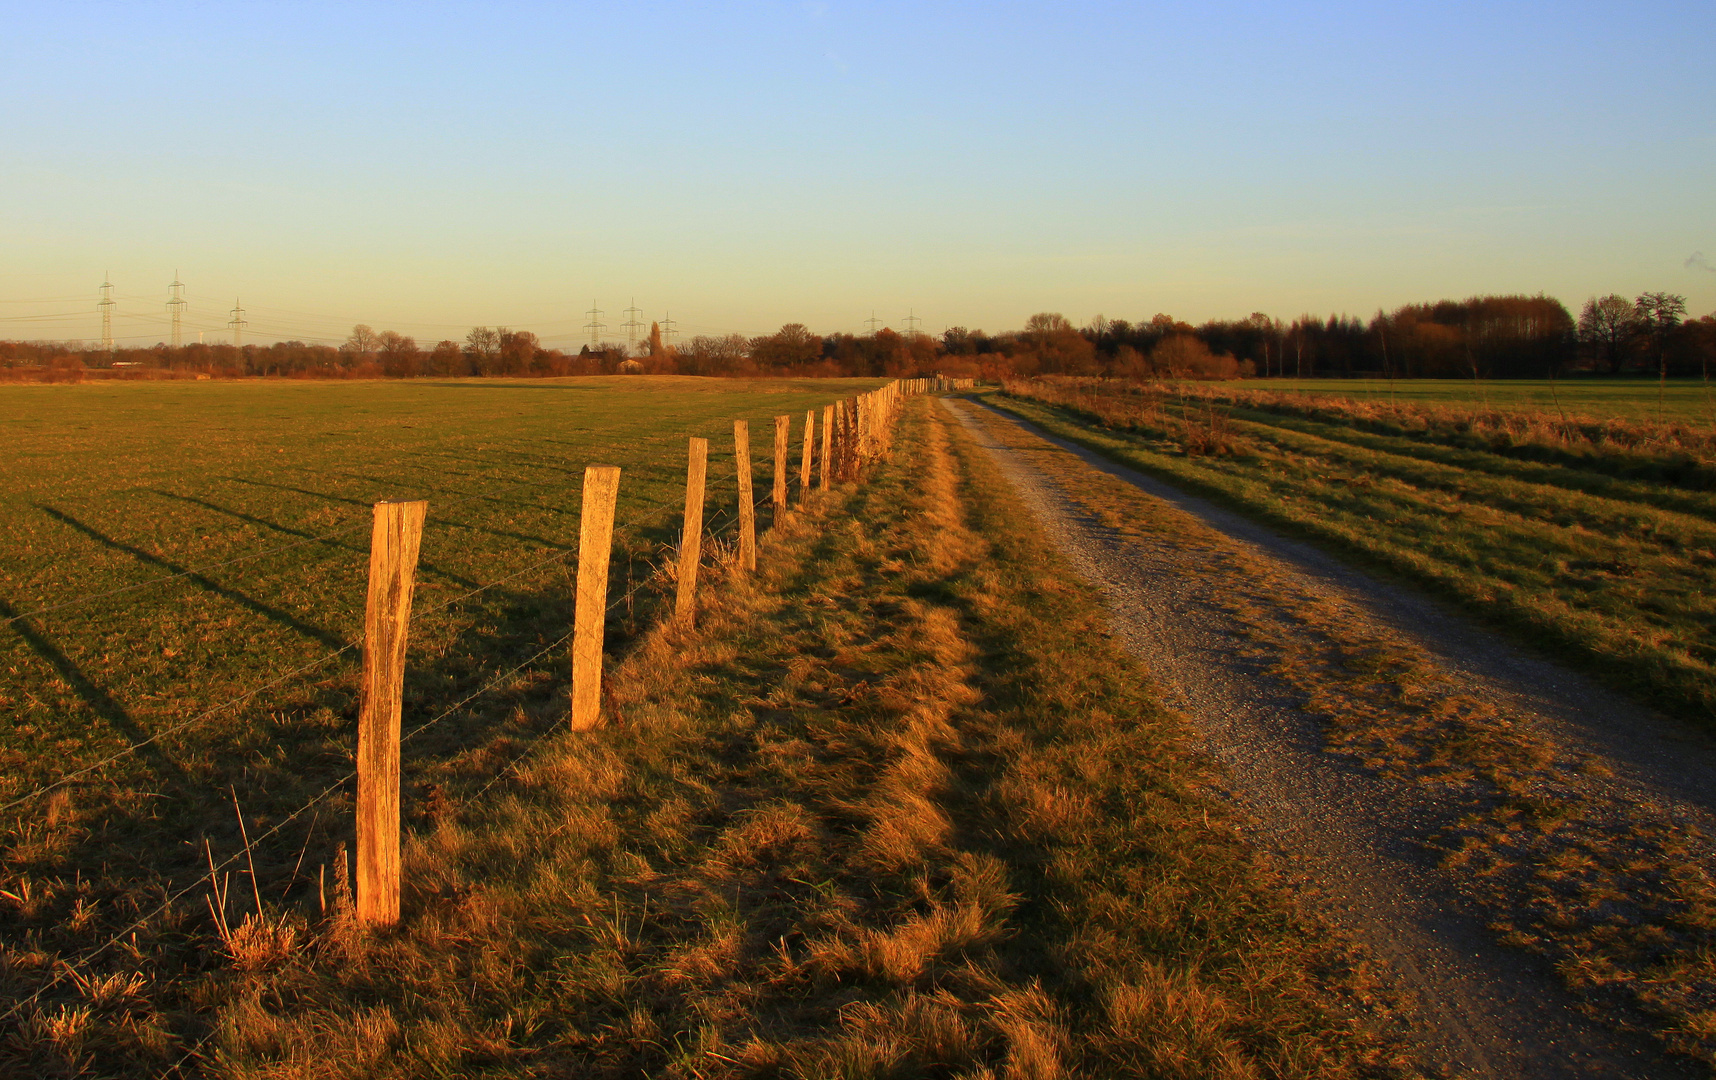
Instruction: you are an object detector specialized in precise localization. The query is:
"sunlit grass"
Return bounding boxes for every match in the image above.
[1241,377,1716,424]
[990,381,1716,723]
[192,398,1404,1078]
[960,400,1716,1067]
[0,375,880,1070]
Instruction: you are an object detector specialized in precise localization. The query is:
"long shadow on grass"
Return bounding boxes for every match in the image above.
[38,505,348,652]
[163,487,577,563]
[149,490,369,554]
[0,596,188,788]
[0,538,684,1077]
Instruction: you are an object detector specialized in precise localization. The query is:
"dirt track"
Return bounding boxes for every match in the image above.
[944,396,1716,1080]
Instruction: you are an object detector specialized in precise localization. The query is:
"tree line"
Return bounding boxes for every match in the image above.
[4,291,1712,381]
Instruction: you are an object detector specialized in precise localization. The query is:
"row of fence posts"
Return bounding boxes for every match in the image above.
[348,377,972,925]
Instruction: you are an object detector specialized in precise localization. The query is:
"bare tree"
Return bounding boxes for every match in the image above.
[343,324,381,361]
[1578,295,1639,375]
[464,326,501,376]
[377,331,418,377]
[1635,291,1688,382]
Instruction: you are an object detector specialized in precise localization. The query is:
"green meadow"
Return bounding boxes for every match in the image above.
[1240,377,1716,424]
[994,380,1716,723]
[0,375,877,912]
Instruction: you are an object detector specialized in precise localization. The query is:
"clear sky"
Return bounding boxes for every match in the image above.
[3,0,1712,348]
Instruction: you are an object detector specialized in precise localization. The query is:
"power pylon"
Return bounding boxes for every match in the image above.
[903,309,922,338]
[584,300,606,349]
[167,272,186,348]
[621,298,645,352]
[98,273,115,351]
[864,310,882,336]
[228,298,247,347]
[660,310,678,346]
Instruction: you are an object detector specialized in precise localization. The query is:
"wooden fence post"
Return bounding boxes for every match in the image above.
[773,414,790,521]
[570,465,621,731]
[675,438,707,626]
[799,409,815,506]
[356,498,427,929]
[857,395,870,465]
[842,399,857,479]
[820,405,834,491]
[734,420,756,570]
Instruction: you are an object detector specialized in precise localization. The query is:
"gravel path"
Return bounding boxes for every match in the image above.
[944,397,1716,1080]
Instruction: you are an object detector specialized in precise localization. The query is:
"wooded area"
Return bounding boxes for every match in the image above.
[5,291,1713,382]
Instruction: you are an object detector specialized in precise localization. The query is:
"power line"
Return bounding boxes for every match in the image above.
[865,310,882,336]
[903,309,922,339]
[660,310,678,346]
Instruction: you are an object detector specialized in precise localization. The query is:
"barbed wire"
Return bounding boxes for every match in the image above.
[0,498,679,817]
[0,391,905,1040]
[0,642,361,818]
[0,550,661,1029]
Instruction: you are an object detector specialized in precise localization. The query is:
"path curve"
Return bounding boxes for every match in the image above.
[943,396,1716,1080]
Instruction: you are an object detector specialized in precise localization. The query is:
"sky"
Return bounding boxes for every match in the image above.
[2,0,1713,348]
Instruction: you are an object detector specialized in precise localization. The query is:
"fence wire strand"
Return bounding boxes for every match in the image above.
[0,498,679,816]
[0,390,911,1043]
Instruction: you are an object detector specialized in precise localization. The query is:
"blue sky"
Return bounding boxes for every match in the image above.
[3,0,1712,347]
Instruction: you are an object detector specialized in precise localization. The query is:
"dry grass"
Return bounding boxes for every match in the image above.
[177,399,1414,1078]
[961,399,1716,1067]
[0,377,882,1075]
[994,379,1716,724]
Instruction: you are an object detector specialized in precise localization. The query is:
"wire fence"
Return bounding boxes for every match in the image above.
[0,378,972,1051]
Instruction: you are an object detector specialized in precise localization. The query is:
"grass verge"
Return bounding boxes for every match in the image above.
[44,398,1423,1079]
[958,397,1716,1067]
[987,382,1716,725]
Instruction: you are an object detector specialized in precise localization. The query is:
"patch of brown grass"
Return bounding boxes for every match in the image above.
[962,399,1716,1066]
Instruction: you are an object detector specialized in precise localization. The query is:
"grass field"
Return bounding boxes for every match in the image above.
[991,380,1716,725]
[0,375,884,1070]
[1241,377,1716,425]
[0,386,1413,1076]
[198,398,1403,1078]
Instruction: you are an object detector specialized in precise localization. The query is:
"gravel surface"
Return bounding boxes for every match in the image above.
[945,396,1716,1080]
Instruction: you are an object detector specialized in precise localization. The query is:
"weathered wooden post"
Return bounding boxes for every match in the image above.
[570,465,621,731]
[734,420,756,570]
[820,404,834,491]
[799,409,815,506]
[773,414,790,520]
[675,438,708,625]
[857,394,870,465]
[356,498,427,928]
[841,399,857,479]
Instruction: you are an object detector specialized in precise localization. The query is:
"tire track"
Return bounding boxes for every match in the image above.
[943,396,1709,1080]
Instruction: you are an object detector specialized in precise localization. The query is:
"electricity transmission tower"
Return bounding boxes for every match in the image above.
[621,298,645,352]
[228,299,247,347]
[98,273,115,351]
[167,272,186,347]
[903,309,922,338]
[864,310,882,336]
[584,301,606,349]
[660,311,678,346]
